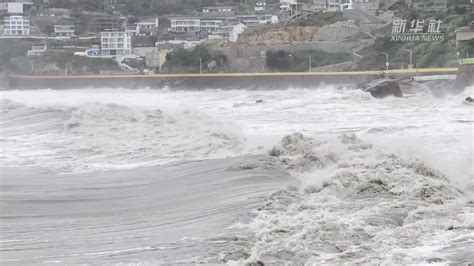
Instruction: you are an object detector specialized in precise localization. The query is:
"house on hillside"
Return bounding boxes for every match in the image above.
[255,1,266,11]
[54,24,75,37]
[336,0,379,11]
[237,14,278,27]
[94,17,125,32]
[100,31,132,56]
[0,1,33,15]
[126,17,159,36]
[169,17,246,41]
[125,23,139,36]
[456,23,474,46]
[200,18,223,34]
[202,6,233,13]
[169,17,201,32]
[3,15,30,36]
[280,0,297,11]
[27,43,47,56]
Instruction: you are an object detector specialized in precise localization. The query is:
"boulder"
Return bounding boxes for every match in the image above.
[360,79,403,98]
[465,96,473,103]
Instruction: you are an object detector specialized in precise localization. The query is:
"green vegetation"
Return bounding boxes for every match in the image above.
[0,39,118,74]
[40,51,121,73]
[165,45,227,73]
[34,0,280,15]
[371,25,391,37]
[0,39,36,72]
[266,50,352,72]
[292,12,346,27]
[35,0,103,12]
[357,37,459,70]
[8,51,120,74]
[357,8,472,70]
[460,58,474,65]
[459,39,474,59]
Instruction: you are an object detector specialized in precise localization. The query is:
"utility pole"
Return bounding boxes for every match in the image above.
[382,52,389,70]
[199,57,202,74]
[308,55,312,72]
[290,5,292,20]
[295,2,298,19]
[403,49,413,68]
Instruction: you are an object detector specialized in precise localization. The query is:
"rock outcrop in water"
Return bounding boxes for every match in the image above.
[359,79,403,98]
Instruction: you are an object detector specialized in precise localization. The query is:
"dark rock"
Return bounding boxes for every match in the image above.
[256,99,264,104]
[246,261,265,266]
[426,258,444,263]
[465,96,473,103]
[360,79,403,98]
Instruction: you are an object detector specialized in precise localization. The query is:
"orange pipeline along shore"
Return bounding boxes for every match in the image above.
[4,67,460,90]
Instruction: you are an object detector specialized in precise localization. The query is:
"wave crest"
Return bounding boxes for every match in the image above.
[220,133,471,265]
[1,100,246,172]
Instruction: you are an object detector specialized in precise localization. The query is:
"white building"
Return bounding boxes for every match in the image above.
[339,0,354,10]
[312,0,329,9]
[127,17,159,35]
[255,1,266,11]
[137,17,158,30]
[54,24,75,37]
[237,15,278,27]
[27,43,47,56]
[3,15,30,36]
[200,19,223,34]
[100,31,132,56]
[0,2,33,14]
[125,24,139,36]
[280,0,297,11]
[169,17,249,41]
[169,18,201,32]
[202,6,232,13]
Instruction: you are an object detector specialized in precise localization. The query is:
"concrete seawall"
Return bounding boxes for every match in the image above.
[456,64,474,90]
[7,75,375,90]
[5,68,459,90]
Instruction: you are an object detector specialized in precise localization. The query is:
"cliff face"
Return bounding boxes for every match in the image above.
[236,26,320,46]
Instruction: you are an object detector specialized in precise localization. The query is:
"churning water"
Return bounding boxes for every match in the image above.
[0,85,473,264]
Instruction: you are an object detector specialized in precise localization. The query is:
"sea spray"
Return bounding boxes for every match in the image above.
[225,133,471,265]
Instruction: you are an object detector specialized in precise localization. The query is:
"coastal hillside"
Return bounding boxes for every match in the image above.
[355,7,472,70]
[237,25,320,45]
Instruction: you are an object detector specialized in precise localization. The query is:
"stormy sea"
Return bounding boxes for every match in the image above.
[1,84,473,265]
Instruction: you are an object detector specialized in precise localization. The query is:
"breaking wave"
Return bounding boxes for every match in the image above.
[0,85,472,264]
[0,98,246,172]
[207,133,474,265]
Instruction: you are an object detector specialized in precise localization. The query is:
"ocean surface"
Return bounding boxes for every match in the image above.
[1,84,473,264]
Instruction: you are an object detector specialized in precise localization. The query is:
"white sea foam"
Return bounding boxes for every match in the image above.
[223,133,473,264]
[1,86,472,174]
[0,85,472,264]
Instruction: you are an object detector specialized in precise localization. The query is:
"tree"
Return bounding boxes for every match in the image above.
[266,50,291,71]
